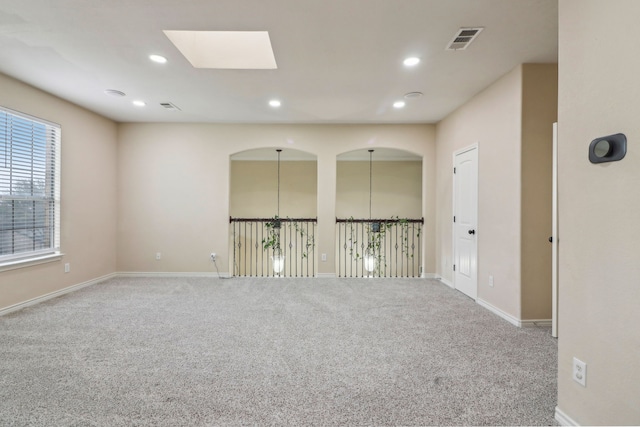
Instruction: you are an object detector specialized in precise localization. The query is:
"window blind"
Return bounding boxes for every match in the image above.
[0,107,61,262]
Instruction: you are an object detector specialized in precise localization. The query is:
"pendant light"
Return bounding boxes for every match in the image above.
[272,149,285,275]
[364,149,377,274]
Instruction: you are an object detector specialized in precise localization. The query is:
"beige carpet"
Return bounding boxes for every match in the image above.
[0,277,557,426]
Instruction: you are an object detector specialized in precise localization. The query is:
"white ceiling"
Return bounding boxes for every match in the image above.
[0,0,558,124]
[231,147,421,161]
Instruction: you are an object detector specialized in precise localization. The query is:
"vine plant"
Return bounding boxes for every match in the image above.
[262,216,315,259]
[345,216,421,276]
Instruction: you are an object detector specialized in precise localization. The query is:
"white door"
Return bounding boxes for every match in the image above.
[453,146,478,300]
[552,123,558,338]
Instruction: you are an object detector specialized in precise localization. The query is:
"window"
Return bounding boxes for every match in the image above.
[0,107,61,264]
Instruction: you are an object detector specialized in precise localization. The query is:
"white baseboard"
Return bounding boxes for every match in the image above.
[475,299,551,328]
[438,277,454,288]
[0,272,117,317]
[476,298,521,327]
[421,273,439,279]
[521,319,552,328]
[555,407,579,426]
[316,273,336,278]
[117,271,231,278]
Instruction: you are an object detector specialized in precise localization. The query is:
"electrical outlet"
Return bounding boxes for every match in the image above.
[321,253,327,262]
[210,252,216,262]
[572,357,587,387]
[64,263,70,273]
[156,252,161,260]
[489,275,494,287]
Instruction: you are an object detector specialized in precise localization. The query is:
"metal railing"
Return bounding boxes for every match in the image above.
[230,217,317,277]
[336,217,423,278]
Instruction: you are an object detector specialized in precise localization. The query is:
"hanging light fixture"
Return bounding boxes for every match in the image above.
[364,149,377,275]
[272,149,285,275]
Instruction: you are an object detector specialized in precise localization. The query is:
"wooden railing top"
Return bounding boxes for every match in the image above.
[230,216,318,223]
[335,217,424,224]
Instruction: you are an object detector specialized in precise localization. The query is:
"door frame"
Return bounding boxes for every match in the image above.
[452,143,479,299]
[552,123,558,338]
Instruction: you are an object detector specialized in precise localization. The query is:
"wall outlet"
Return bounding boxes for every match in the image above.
[210,252,216,262]
[572,357,587,387]
[64,263,70,273]
[489,275,494,287]
[321,253,327,262]
[156,252,161,260]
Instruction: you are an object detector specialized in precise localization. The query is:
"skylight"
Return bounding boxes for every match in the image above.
[163,30,277,69]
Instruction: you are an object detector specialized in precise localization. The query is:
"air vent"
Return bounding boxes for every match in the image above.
[446,27,483,51]
[160,102,181,111]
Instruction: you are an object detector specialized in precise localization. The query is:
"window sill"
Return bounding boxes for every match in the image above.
[0,253,64,273]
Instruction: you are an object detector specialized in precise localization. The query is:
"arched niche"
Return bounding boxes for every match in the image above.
[229,147,318,219]
[336,147,422,219]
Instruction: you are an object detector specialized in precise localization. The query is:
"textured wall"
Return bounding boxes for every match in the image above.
[557,0,640,424]
[0,73,117,311]
[116,124,436,275]
[435,65,523,318]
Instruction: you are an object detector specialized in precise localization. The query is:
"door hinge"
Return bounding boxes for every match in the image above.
[453,216,456,223]
[454,167,456,174]
[453,264,456,271]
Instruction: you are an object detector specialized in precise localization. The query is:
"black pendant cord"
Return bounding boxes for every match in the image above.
[277,149,282,217]
[368,149,374,220]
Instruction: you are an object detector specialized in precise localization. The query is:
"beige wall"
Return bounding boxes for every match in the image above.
[557,1,640,424]
[436,65,523,318]
[521,63,558,320]
[230,160,317,218]
[0,73,118,311]
[117,124,436,275]
[435,64,557,322]
[336,161,422,219]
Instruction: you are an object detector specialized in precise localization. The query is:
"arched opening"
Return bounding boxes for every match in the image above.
[229,148,318,277]
[335,148,423,277]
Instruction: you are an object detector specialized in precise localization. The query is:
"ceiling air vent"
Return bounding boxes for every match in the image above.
[160,102,181,111]
[446,27,483,51]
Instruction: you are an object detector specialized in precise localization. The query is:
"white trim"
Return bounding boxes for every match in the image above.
[439,277,454,288]
[421,273,439,279]
[0,253,64,273]
[316,273,336,278]
[475,299,552,328]
[476,298,521,327]
[0,272,116,317]
[552,122,559,338]
[555,407,579,426]
[117,271,231,278]
[521,319,552,328]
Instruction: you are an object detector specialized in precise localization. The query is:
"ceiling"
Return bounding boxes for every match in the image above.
[0,0,558,124]
[231,147,421,161]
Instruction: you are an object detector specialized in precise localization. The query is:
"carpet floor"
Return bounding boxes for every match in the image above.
[0,277,557,426]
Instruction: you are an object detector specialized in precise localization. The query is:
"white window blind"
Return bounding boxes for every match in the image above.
[0,107,61,262]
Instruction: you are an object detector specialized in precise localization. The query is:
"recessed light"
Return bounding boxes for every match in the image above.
[393,101,406,109]
[269,100,281,107]
[403,57,420,67]
[132,100,146,107]
[104,89,126,97]
[149,54,167,64]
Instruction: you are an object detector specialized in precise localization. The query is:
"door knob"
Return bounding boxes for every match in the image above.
[468,229,476,235]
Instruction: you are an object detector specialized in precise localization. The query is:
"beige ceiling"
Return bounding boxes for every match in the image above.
[0,0,558,124]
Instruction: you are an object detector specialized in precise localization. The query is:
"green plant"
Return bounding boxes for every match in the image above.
[288,220,315,258]
[345,216,422,276]
[262,216,315,259]
[262,216,282,252]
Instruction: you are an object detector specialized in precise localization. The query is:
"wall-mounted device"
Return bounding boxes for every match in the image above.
[589,133,626,164]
